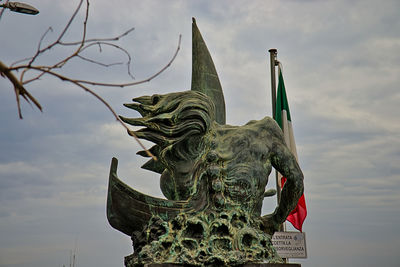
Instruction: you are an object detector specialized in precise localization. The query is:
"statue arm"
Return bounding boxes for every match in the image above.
[261,122,304,233]
[272,141,304,219]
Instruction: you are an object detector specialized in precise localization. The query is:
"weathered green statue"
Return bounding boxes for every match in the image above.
[107,19,304,267]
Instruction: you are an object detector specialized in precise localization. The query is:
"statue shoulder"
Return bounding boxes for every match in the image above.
[245,116,283,137]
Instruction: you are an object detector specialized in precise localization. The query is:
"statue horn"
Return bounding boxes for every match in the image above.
[191,18,226,125]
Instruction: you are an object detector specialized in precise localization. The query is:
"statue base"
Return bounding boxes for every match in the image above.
[144,264,301,267]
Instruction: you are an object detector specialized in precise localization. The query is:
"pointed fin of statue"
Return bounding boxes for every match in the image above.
[191,18,226,125]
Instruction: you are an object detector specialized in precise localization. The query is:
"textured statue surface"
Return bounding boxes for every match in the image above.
[107,19,304,267]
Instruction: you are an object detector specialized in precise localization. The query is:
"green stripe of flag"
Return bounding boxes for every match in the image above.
[275,69,291,128]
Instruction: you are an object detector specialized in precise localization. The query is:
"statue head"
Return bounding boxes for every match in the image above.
[120,90,215,171]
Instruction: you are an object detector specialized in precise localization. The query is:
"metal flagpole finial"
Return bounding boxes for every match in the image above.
[268,49,279,66]
[268,49,278,119]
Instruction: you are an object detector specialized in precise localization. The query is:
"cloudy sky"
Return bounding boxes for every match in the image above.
[1,0,400,266]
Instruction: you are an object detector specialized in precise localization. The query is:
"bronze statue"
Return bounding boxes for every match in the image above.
[107,18,304,266]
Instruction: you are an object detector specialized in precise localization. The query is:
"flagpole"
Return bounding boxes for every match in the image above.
[269,49,289,263]
[268,49,282,208]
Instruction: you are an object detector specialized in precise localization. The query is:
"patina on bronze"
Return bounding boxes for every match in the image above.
[107,18,304,267]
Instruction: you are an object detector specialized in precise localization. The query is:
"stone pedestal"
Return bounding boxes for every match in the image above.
[145,264,301,267]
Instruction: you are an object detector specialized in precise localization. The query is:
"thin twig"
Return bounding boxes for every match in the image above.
[63,35,182,88]
[42,0,85,63]
[0,0,10,22]
[59,27,135,46]
[29,0,85,67]
[56,0,85,44]
[56,0,89,69]
[77,55,123,67]
[79,41,135,79]
[37,27,54,54]
[0,60,43,118]
[12,27,54,67]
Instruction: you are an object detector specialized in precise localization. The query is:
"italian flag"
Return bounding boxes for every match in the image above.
[275,66,307,232]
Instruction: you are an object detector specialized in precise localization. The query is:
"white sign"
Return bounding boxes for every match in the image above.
[272,231,307,258]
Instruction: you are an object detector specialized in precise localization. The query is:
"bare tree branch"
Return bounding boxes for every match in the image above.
[9,34,182,89]
[19,0,88,83]
[14,35,182,88]
[0,60,42,118]
[0,0,184,160]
